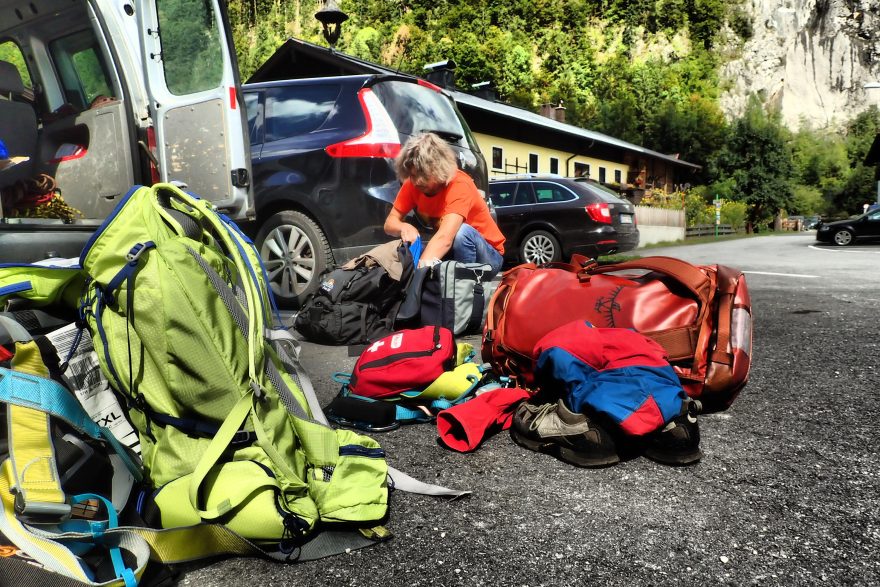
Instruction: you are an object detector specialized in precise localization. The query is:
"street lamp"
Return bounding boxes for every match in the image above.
[315,0,348,48]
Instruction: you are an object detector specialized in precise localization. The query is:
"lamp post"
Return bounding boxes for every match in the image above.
[315,0,348,48]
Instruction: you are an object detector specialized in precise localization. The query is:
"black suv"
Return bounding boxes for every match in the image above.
[488,175,639,265]
[243,74,488,307]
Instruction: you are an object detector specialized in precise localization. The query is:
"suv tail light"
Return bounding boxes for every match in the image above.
[585,202,612,224]
[417,79,443,92]
[325,88,401,158]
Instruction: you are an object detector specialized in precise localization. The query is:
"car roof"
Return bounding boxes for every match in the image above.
[243,73,419,90]
[489,174,631,204]
[490,174,565,182]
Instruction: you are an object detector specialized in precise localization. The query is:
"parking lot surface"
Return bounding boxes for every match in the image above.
[178,235,880,586]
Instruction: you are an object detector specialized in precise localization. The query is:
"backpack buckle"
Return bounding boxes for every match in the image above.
[230,429,257,446]
[250,381,266,402]
[14,492,71,522]
[126,242,154,264]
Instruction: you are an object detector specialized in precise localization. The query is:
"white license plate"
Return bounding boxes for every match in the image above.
[619,214,633,224]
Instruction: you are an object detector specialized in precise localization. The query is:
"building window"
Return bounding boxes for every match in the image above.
[614,169,621,184]
[549,157,559,175]
[492,147,503,169]
[599,167,606,183]
[574,163,590,178]
[529,153,538,173]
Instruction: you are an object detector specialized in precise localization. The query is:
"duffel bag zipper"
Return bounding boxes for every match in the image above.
[357,325,444,371]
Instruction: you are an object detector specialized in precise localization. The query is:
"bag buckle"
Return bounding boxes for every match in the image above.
[14,493,72,522]
[125,242,150,263]
[230,429,257,446]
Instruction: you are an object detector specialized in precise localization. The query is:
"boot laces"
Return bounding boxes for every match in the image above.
[528,403,557,432]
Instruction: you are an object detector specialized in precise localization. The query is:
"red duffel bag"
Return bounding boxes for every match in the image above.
[481,255,752,412]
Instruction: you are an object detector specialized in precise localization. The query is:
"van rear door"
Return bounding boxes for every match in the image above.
[136,0,252,219]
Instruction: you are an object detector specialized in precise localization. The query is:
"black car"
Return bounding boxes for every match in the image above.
[815,209,880,246]
[243,74,488,307]
[488,175,639,264]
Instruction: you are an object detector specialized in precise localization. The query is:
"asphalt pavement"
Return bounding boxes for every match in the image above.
[177,234,880,587]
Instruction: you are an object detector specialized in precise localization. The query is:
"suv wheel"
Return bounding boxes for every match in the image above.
[832,228,854,246]
[520,230,561,265]
[255,210,333,308]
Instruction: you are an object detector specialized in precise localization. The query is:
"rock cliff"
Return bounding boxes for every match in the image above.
[720,0,880,129]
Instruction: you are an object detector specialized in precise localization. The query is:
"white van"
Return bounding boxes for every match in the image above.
[0,0,252,261]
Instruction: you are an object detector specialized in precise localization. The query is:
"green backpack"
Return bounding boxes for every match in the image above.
[0,183,391,568]
[78,183,389,552]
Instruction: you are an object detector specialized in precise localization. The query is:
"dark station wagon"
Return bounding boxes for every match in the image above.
[488,175,639,265]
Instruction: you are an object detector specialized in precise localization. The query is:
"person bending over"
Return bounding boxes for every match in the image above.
[384,132,505,274]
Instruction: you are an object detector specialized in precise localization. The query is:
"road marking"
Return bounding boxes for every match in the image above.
[808,244,880,254]
[743,271,819,278]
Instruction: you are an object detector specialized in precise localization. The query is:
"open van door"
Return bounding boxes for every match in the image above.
[136,0,253,219]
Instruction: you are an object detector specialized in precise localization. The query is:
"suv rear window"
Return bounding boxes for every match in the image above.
[264,84,340,142]
[371,80,467,144]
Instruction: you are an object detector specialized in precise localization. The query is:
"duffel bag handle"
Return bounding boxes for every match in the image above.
[585,256,712,303]
[525,254,599,283]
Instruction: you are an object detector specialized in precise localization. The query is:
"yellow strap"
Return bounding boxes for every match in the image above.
[10,341,48,377]
[8,405,66,511]
[187,390,254,519]
[8,342,66,513]
[131,522,265,563]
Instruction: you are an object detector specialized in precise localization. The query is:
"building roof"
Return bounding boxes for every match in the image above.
[448,91,700,170]
[249,38,700,171]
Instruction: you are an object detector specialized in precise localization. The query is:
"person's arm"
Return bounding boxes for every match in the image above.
[420,212,463,266]
[384,207,421,244]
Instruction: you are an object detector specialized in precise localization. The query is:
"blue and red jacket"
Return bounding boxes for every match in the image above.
[534,320,686,436]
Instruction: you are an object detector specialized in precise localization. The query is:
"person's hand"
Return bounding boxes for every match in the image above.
[399,223,420,244]
[418,258,441,269]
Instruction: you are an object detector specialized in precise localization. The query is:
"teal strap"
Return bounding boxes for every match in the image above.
[0,368,142,482]
[64,494,137,587]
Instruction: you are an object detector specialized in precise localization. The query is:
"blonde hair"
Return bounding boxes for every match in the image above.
[394,132,458,184]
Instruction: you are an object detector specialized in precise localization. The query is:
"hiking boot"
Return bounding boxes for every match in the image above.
[510,399,619,468]
[643,399,703,466]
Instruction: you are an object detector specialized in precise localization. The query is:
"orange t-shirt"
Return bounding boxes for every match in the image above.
[393,170,506,254]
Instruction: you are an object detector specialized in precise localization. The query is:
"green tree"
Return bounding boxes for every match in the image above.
[684,189,714,226]
[833,107,880,214]
[708,97,795,231]
[648,95,727,182]
[789,185,825,216]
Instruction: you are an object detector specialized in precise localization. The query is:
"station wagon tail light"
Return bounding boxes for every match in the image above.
[585,202,612,224]
[325,88,401,158]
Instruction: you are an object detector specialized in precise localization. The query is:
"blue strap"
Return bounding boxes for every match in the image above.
[92,289,126,398]
[408,236,423,269]
[0,368,143,482]
[104,242,156,303]
[65,494,138,587]
[0,368,103,438]
[146,410,256,446]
